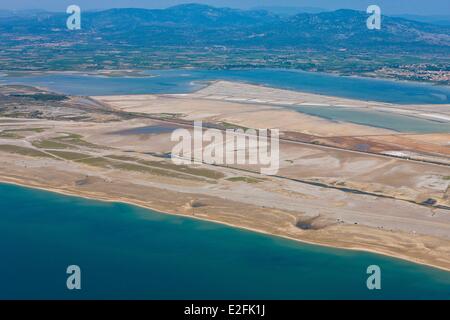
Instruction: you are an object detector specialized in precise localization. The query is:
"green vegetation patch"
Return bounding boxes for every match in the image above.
[0,127,48,139]
[46,150,90,161]
[53,133,107,149]
[75,157,117,168]
[226,176,265,184]
[0,144,56,158]
[0,132,23,139]
[105,155,138,162]
[105,155,224,180]
[138,159,225,180]
[78,156,207,182]
[3,127,48,133]
[113,162,176,176]
[155,113,183,119]
[33,132,107,151]
[32,139,70,149]
[219,122,249,130]
[10,93,68,101]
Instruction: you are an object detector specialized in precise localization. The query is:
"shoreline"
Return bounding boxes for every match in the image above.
[1,177,450,274]
[1,68,450,89]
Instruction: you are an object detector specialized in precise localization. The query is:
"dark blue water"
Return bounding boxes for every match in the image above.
[0,183,449,300]
[2,69,450,104]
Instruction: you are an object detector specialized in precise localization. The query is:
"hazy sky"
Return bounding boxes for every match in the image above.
[1,0,449,15]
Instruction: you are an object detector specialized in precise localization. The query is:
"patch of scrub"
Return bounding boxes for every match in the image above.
[218,122,249,130]
[226,176,265,184]
[0,127,48,139]
[2,127,47,133]
[75,157,116,168]
[106,155,224,180]
[54,133,107,149]
[0,131,23,139]
[33,133,107,150]
[76,156,208,182]
[139,159,225,180]
[0,144,56,158]
[32,139,70,149]
[45,150,91,161]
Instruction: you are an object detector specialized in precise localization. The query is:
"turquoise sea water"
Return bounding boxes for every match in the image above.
[0,183,449,300]
[2,69,450,133]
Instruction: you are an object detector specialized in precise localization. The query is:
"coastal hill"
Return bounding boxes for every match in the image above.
[2,4,450,48]
[0,4,449,82]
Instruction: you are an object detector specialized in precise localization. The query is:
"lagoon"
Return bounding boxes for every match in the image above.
[2,69,450,104]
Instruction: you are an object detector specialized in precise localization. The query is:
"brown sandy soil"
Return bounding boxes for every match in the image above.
[398,133,450,147]
[286,133,450,158]
[58,118,449,207]
[362,134,450,156]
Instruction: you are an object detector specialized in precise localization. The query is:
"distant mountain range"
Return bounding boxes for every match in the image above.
[252,6,328,16]
[0,3,449,81]
[1,3,449,50]
[393,14,450,27]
